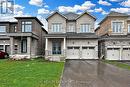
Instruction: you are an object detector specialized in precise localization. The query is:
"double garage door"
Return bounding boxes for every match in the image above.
[106,48,130,60]
[67,46,95,59]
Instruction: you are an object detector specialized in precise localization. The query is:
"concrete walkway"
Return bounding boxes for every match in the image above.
[60,60,130,87]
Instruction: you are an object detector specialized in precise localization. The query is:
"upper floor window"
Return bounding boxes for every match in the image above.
[0,26,6,32]
[14,26,17,32]
[52,23,62,32]
[112,21,123,33]
[68,24,74,32]
[128,24,130,33]
[22,21,32,32]
[80,24,91,33]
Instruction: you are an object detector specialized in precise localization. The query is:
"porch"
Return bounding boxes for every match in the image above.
[45,37,66,61]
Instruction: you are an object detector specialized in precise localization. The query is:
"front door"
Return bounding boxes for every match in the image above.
[21,39,27,53]
[52,42,61,54]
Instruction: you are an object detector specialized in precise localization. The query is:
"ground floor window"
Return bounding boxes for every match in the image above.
[52,42,61,54]
[21,39,27,53]
[0,45,3,51]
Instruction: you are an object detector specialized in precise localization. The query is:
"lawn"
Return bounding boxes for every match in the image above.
[103,60,130,70]
[0,58,64,87]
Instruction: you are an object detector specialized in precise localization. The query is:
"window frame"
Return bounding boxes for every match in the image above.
[68,24,74,32]
[21,21,32,32]
[80,24,91,33]
[0,26,6,33]
[111,20,124,33]
[52,23,62,32]
[128,24,130,33]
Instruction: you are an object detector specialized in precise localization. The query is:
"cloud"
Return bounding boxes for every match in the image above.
[109,0,121,2]
[58,1,95,13]
[29,0,43,7]
[98,0,111,6]
[38,8,50,14]
[110,7,130,13]
[44,5,49,8]
[120,0,130,7]
[94,7,108,15]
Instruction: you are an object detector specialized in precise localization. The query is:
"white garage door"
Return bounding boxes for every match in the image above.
[107,48,120,60]
[67,47,80,59]
[82,47,95,59]
[122,48,130,60]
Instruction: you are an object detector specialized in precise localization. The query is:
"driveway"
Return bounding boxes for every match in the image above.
[60,60,130,87]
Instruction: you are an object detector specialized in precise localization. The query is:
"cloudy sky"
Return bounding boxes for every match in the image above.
[1,0,130,29]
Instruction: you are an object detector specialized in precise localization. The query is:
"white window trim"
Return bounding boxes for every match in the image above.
[128,24,130,33]
[80,24,91,33]
[51,23,62,33]
[0,26,6,33]
[111,20,124,33]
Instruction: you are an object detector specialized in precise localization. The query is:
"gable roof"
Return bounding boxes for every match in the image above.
[99,11,129,25]
[63,12,79,20]
[46,11,67,21]
[76,11,96,20]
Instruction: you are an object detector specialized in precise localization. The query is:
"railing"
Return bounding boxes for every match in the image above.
[46,50,65,56]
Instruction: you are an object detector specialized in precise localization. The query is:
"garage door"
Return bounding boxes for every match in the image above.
[67,46,80,59]
[82,47,95,59]
[107,48,120,60]
[122,48,130,60]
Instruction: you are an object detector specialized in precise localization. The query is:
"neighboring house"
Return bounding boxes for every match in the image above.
[96,11,130,60]
[45,11,98,61]
[0,17,47,58]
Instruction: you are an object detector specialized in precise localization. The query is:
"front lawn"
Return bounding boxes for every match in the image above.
[0,59,64,87]
[103,60,130,70]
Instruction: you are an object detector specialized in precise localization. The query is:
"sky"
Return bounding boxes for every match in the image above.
[1,0,130,29]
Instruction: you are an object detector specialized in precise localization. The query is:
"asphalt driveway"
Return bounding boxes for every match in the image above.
[60,60,130,87]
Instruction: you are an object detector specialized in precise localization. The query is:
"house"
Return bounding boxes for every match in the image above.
[0,17,47,59]
[96,11,130,60]
[45,11,98,61]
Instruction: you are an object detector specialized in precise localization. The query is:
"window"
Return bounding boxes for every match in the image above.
[128,24,130,33]
[52,23,62,32]
[21,39,27,53]
[0,45,4,51]
[68,24,74,32]
[52,42,61,54]
[80,24,91,32]
[0,26,6,32]
[22,21,32,32]
[14,26,17,32]
[112,22,123,33]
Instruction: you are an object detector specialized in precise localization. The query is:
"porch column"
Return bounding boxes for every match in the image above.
[45,38,48,56]
[27,37,31,55]
[10,37,14,55]
[63,38,66,56]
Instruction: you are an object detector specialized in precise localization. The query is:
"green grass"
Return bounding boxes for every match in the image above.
[0,58,64,87]
[103,60,130,70]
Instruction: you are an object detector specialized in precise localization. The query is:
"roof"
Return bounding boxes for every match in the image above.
[45,33,98,39]
[76,11,96,20]
[95,26,100,32]
[15,17,43,26]
[63,12,79,20]
[41,27,48,34]
[46,11,67,21]
[99,34,130,40]
[0,21,17,24]
[46,11,96,21]
[99,11,129,25]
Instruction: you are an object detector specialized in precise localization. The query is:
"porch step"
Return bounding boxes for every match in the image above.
[10,54,31,60]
